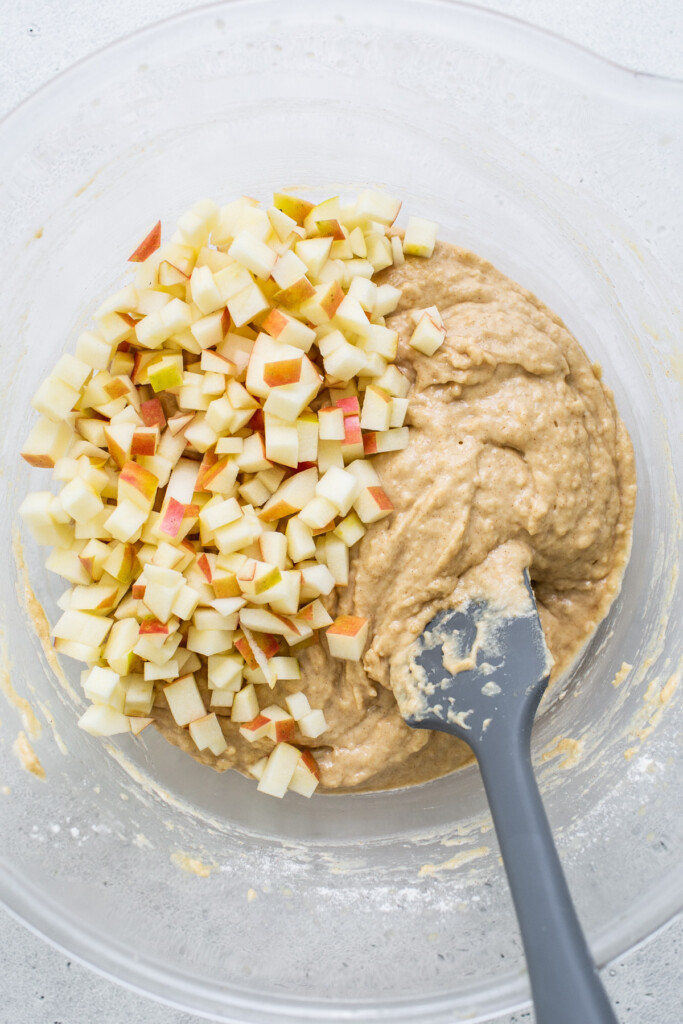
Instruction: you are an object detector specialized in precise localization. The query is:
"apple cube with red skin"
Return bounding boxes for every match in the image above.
[261,308,315,353]
[326,615,369,661]
[21,417,73,469]
[163,674,206,726]
[118,461,158,510]
[362,427,410,456]
[257,742,302,798]
[128,221,161,262]
[288,749,321,797]
[354,486,394,524]
[239,713,272,743]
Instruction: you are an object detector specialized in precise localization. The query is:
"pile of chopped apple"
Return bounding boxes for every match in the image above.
[19,189,443,798]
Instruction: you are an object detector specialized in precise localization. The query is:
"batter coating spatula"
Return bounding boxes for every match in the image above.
[398,571,619,1024]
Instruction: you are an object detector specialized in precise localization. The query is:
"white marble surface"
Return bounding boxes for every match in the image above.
[1,1,681,1021]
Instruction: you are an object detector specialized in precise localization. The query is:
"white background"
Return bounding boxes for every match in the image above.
[1,1,681,1022]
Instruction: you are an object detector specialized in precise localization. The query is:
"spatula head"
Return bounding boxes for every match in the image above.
[398,571,553,749]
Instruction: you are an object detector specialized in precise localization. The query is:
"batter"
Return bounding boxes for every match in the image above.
[153,241,636,791]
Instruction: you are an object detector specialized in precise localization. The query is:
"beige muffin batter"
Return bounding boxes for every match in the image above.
[153,242,636,791]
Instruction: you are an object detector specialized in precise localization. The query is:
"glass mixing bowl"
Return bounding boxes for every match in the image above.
[1,2,681,1021]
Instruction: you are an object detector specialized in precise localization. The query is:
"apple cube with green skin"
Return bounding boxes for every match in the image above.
[334,510,366,548]
[403,216,439,257]
[83,666,125,712]
[189,713,228,756]
[257,742,302,799]
[78,704,131,737]
[326,615,369,661]
[147,354,184,392]
[163,674,206,726]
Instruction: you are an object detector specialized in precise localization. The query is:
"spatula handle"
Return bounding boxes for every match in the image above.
[476,727,619,1024]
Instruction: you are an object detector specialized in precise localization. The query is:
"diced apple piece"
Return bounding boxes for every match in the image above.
[409,310,446,356]
[189,712,228,756]
[298,598,333,629]
[288,750,320,797]
[128,221,161,262]
[163,673,206,726]
[403,216,438,257]
[314,466,359,516]
[374,363,410,398]
[285,692,311,720]
[360,384,393,431]
[231,683,260,723]
[78,704,131,736]
[285,515,315,563]
[298,708,328,739]
[390,397,409,427]
[227,282,269,328]
[239,714,272,743]
[300,563,335,598]
[118,461,158,510]
[208,652,244,691]
[273,193,314,226]
[299,281,344,326]
[59,476,104,524]
[83,665,125,712]
[354,190,401,226]
[334,510,366,547]
[76,330,114,370]
[32,375,80,422]
[21,417,73,468]
[326,615,369,661]
[324,534,349,585]
[318,406,345,441]
[354,485,394,523]
[298,496,337,531]
[264,414,299,468]
[362,427,410,455]
[262,308,315,352]
[257,742,302,798]
[229,230,277,280]
[123,675,155,716]
[52,608,113,647]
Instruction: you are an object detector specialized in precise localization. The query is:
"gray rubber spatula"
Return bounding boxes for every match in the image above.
[400,571,619,1024]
